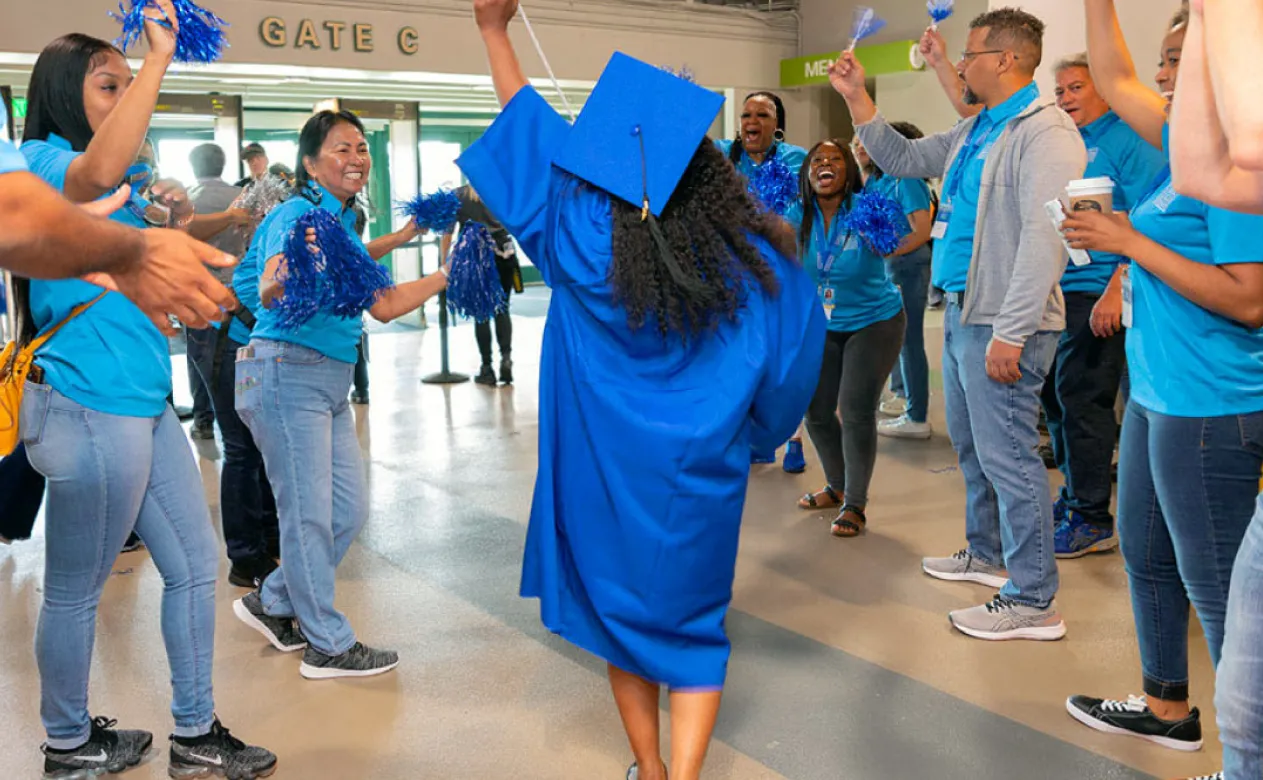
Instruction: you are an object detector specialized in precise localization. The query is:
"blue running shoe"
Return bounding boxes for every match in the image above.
[782,440,806,473]
[1055,510,1119,559]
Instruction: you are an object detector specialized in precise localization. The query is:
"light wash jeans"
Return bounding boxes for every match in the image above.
[941,301,1060,607]
[20,383,217,748]
[1218,493,1263,780]
[887,248,932,423]
[235,339,368,657]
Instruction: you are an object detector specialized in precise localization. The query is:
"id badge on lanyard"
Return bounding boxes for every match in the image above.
[931,201,952,240]
[820,285,836,318]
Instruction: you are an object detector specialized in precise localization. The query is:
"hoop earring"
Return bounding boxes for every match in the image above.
[774,129,786,143]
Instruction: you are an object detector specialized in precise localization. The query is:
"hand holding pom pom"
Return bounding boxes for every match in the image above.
[270,209,394,329]
[112,0,229,64]
[843,190,909,257]
[446,222,507,322]
[747,156,797,216]
[398,189,462,234]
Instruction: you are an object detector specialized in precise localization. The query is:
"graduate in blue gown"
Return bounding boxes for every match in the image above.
[462,3,825,778]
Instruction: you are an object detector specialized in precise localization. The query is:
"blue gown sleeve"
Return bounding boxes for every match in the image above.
[457,87,571,287]
[749,245,826,451]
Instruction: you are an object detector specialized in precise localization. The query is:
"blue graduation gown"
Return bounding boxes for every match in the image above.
[458,87,825,689]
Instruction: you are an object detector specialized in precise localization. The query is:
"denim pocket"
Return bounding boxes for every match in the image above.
[234,358,265,422]
[1238,411,1263,457]
[274,344,328,365]
[19,382,52,447]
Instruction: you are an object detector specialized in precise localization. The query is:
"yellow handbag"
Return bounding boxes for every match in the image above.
[0,293,105,456]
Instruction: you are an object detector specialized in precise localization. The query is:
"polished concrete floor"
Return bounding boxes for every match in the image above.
[0,291,1220,779]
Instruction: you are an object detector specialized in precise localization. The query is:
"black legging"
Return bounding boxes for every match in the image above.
[475,255,518,365]
[804,310,906,509]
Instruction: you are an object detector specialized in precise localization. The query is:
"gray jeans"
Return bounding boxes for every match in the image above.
[805,311,906,509]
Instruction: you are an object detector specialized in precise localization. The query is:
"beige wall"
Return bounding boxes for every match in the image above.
[0,0,794,88]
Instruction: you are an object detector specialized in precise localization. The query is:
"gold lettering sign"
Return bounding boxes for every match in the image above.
[260,17,286,47]
[354,23,374,52]
[323,21,346,50]
[398,26,418,55]
[258,19,417,55]
[295,19,321,49]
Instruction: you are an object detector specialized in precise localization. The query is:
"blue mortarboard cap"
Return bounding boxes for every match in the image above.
[554,52,725,218]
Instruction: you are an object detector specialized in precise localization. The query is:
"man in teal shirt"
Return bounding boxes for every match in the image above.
[1046,54,1166,558]
[831,8,1086,641]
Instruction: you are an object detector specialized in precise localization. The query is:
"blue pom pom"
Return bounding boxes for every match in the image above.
[397,189,462,234]
[850,6,887,45]
[111,0,229,64]
[927,0,955,24]
[747,155,797,216]
[446,222,507,322]
[273,209,394,330]
[843,189,909,257]
[659,64,697,84]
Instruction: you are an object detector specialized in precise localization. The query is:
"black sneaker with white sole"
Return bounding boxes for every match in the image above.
[1066,694,1203,751]
[169,719,276,780]
[42,716,153,778]
[232,591,307,653]
[299,641,399,680]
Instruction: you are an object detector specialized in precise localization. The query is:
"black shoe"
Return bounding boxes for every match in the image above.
[499,358,513,385]
[1066,694,1202,751]
[232,591,307,653]
[170,719,276,780]
[121,532,145,554]
[299,641,399,680]
[349,392,368,405]
[474,364,497,386]
[228,555,279,589]
[190,422,215,440]
[42,716,153,777]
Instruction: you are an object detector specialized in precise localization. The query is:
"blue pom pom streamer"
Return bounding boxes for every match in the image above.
[397,189,462,234]
[928,0,955,25]
[659,64,697,84]
[273,209,394,330]
[111,0,229,64]
[747,155,797,216]
[446,222,507,322]
[844,189,909,257]
[847,6,887,51]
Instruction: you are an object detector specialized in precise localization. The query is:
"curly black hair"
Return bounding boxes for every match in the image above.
[608,138,789,340]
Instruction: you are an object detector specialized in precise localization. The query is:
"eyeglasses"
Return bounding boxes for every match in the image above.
[959,49,1008,62]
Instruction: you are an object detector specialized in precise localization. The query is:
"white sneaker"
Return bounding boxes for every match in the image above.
[879,415,932,440]
[879,397,907,417]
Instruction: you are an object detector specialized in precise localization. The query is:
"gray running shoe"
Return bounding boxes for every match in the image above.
[299,642,399,680]
[922,549,1009,588]
[232,591,307,653]
[42,716,153,778]
[949,596,1067,641]
[169,719,277,779]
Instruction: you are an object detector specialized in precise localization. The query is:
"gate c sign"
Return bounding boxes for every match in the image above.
[260,17,422,55]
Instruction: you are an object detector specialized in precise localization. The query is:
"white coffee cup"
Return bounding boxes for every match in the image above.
[1065,177,1115,214]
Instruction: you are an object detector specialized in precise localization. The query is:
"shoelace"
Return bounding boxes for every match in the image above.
[1099,695,1149,714]
[951,549,971,562]
[984,596,1019,614]
[205,720,246,751]
[1187,773,1223,780]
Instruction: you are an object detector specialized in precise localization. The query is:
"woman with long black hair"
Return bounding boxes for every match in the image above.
[230,109,448,680]
[16,12,274,778]
[463,2,824,777]
[789,139,907,537]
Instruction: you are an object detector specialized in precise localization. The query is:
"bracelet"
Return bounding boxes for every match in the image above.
[438,265,449,278]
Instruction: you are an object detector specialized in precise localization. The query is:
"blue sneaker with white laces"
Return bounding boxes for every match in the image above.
[782,440,806,473]
[1055,509,1119,559]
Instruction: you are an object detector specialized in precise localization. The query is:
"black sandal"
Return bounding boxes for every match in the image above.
[798,485,841,510]
[831,505,867,537]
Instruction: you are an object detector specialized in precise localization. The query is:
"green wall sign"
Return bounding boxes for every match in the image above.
[11,97,26,118]
[780,40,920,88]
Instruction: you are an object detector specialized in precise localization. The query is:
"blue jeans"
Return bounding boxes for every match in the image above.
[887,249,931,423]
[186,326,215,429]
[1040,291,1125,526]
[235,339,367,657]
[942,302,1059,607]
[20,384,217,747]
[187,326,277,563]
[1118,402,1263,701]
[1218,494,1263,780]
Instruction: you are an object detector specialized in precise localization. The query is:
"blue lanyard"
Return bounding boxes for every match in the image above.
[942,118,998,205]
[815,209,851,277]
